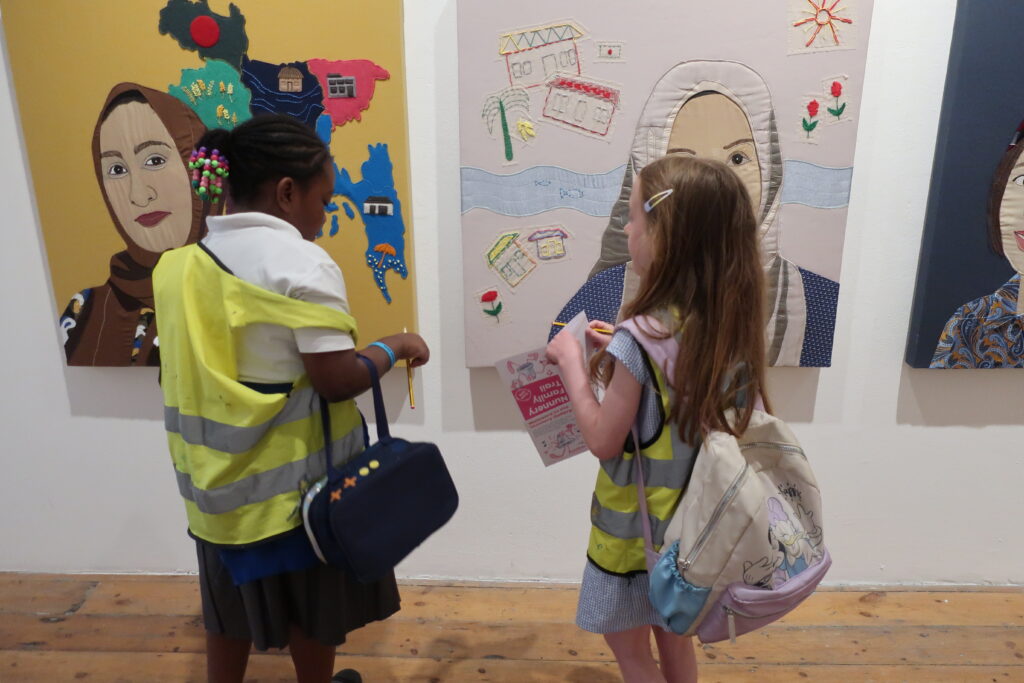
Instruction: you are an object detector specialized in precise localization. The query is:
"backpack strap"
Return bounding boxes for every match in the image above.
[619,316,677,381]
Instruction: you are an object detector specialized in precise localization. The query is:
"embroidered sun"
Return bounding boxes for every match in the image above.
[793,1,853,48]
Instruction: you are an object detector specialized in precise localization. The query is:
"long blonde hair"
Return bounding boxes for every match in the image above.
[593,155,770,441]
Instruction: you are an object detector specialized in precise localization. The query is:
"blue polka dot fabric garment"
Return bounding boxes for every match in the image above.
[606,330,663,444]
[548,264,626,342]
[799,268,839,367]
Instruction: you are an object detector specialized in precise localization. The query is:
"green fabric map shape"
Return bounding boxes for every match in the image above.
[159,0,248,69]
[169,60,252,130]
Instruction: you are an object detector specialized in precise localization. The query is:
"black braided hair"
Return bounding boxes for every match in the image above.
[195,114,331,203]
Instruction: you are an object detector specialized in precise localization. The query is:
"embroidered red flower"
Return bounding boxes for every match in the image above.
[481,290,503,322]
[828,83,847,120]
[802,100,820,137]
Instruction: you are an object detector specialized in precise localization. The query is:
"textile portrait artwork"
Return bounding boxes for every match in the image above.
[459,0,874,368]
[2,0,415,368]
[906,0,1024,369]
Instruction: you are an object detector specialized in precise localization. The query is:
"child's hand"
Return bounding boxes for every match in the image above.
[545,328,583,366]
[586,320,615,351]
[397,333,430,368]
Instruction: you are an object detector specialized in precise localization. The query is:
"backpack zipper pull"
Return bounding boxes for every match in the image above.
[726,607,737,644]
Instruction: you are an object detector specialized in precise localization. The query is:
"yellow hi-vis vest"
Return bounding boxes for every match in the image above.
[153,243,363,547]
[587,350,696,575]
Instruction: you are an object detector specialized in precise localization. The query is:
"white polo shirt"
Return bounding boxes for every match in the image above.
[200,212,355,384]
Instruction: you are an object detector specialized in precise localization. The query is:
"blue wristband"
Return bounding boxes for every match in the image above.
[368,341,397,369]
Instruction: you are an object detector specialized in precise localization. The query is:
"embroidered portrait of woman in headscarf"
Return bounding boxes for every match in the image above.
[60,83,211,366]
[931,124,1024,368]
[904,0,1024,369]
[552,60,839,368]
[3,1,415,373]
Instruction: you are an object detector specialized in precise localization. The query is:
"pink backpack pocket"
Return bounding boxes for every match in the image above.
[697,547,831,643]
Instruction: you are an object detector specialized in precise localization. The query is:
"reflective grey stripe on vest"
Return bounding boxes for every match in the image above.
[591,493,673,546]
[600,442,697,489]
[165,386,319,454]
[175,425,364,515]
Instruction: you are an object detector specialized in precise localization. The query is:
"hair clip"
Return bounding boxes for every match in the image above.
[1007,120,1024,149]
[643,188,673,213]
[189,147,230,203]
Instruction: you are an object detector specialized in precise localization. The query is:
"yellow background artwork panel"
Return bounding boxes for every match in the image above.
[1,0,414,344]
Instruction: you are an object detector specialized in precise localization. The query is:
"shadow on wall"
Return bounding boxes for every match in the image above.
[355,370,425,428]
[765,367,820,423]
[469,365,824,433]
[62,364,422,426]
[897,366,1024,426]
[63,366,164,420]
[469,367,524,431]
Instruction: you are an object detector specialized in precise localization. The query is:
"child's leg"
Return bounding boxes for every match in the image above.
[287,622,337,683]
[205,631,251,683]
[652,627,697,683]
[604,625,667,683]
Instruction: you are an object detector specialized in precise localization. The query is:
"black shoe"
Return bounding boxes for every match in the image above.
[331,669,362,683]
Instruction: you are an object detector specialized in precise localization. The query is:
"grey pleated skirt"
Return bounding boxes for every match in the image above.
[576,559,668,634]
[196,538,401,651]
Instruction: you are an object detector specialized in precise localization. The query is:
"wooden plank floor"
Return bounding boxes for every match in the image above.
[1,574,1021,682]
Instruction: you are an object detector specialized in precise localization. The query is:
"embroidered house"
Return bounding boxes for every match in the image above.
[542,77,620,137]
[277,66,303,93]
[499,23,584,89]
[327,73,357,99]
[527,227,569,260]
[487,232,536,287]
[363,196,394,216]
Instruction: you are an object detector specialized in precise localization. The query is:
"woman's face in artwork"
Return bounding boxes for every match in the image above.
[999,153,1024,275]
[667,92,762,216]
[99,101,194,253]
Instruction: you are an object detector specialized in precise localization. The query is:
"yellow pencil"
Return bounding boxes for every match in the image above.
[552,321,613,335]
[403,327,416,409]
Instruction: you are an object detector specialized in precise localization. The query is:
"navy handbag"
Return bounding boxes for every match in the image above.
[301,355,458,582]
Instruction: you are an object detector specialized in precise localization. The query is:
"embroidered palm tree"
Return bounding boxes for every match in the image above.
[482,88,530,162]
[373,242,396,267]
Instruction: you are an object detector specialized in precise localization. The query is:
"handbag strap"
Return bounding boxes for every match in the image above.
[318,355,391,478]
[319,395,338,476]
[356,353,391,441]
[632,425,659,575]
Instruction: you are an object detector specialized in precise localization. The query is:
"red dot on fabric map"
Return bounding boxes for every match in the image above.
[607,49,613,55]
[190,16,220,48]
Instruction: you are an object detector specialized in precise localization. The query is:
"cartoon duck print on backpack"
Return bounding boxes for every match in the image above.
[743,495,825,590]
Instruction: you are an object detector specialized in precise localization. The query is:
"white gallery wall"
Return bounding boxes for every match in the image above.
[1,0,1021,585]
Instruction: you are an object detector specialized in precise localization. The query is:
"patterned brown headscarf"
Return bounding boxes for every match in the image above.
[65,83,211,366]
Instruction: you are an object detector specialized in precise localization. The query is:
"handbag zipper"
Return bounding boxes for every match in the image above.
[740,441,806,458]
[723,601,797,620]
[722,597,805,646]
[726,607,737,644]
[678,464,749,573]
[301,479,329,564]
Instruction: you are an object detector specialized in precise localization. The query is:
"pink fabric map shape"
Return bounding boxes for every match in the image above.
[306,58,390,128]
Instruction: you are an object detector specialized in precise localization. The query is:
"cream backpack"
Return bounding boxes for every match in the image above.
[621,318,831,643]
